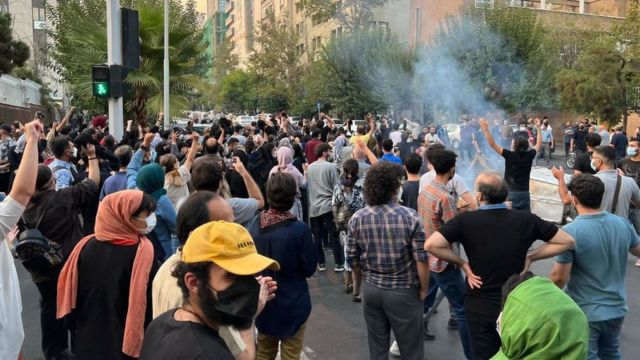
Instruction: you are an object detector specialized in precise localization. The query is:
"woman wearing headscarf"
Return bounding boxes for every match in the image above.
[57,190,159,360]
[128,134,177,261]
[268,146,306,220]
[226,148,250,198]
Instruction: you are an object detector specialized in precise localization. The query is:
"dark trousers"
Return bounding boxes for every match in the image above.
[565,142,571,158]
[35,279,69,359]
[0,171,10,193]
[310,212,344,266]
[362,281,424,360]
[465,296,501,360]
[508,191,530,212]
[431,267,471,359]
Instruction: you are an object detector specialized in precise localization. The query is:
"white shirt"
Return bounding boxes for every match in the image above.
[419,171,469,196]
[389,131,403,146]
[0,197,26,360]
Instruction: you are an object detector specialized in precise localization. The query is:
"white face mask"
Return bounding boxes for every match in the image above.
[70,147,78,158]
[136,213,157,235]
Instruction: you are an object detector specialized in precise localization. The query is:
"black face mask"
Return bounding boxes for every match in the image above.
[198,275,259,331]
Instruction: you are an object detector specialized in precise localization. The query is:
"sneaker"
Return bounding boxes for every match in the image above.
[636,258,640,267]
[448,317,458,330]
[317,264,326,272]
[389,341,400,357]
[334,265,345,273]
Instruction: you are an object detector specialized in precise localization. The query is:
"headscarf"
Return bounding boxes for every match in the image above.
[333,135,347,163]
[278,137,292,149]
[269,146,306,188]
[136,163,167,201]
[57,190,154,358]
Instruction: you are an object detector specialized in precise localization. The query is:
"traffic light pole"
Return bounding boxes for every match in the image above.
[107,0,124,142]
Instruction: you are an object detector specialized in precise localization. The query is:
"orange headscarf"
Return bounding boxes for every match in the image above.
[57,190,154,358]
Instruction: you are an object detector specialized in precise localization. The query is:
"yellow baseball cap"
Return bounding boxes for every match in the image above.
[182,221,279,275]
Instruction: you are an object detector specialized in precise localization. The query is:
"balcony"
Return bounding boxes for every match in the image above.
[226,2,233,14]
[226,14,234,26]
[508,0,627,18]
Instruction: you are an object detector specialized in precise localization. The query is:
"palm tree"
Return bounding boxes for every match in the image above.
[47,0,209,126]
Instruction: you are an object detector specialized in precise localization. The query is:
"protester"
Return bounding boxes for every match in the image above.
[425,171,575,359]
[0,120,42,360]
[192,134,225,174]
[100,145,133,200]
[536,121,553,167]
[550,174,640,359]
[349,114,376,145]
[481,118,542,211]
[268,146,306,220]
[418,149,471,359]
[48,135,79,190]
[23,144,100,360]
[401,153,422,211]
[248,173,317,360]
[554,145,640,220]
[389,123,403,146]
[139,221,279,359]
[610,125,628,161]
[571,122,589,154]
[379,139,402,164]
[304,129,323,165]
[492,273,588,360]
[161,132,199,207]
[347,161,429,360]
[307,143,344,272]
[57,190,158,359]
[332,159,366,299]
[573,133,601,175]
[563,121,575,158]
[617,138,640,265]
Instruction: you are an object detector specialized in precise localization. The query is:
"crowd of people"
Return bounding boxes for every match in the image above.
[0,108,638,360]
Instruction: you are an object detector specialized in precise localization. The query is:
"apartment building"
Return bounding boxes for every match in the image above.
[226,0,411,68]
[409,0,631,46]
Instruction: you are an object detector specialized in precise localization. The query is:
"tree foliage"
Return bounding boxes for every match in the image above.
[46,0,210,124]
[217,69,257,113]
[0,13,30,75]
[248,11,303,112]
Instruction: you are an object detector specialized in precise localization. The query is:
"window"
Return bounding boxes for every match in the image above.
[296,22,304,34]
[0,0,8,13]
[475,0,494,8]
[370,21,389,32]
[312,16,320,26]
[312,36,322,53]
[296,43,305,55]
[32,7,45,21]
[331,27,343,39]
[295,2,302,13]
[415,8,421,42]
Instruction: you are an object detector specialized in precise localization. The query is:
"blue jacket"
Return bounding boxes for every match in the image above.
[249,219,317,337]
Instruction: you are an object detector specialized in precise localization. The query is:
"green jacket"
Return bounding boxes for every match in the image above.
[491,276,589,360]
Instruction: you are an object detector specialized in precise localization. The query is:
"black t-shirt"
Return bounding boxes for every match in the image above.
[501,149,536,192]
[140,309,234,360]
[618,157,640,187]
[573,151,596,174]
[401,180,420,211]
[439,209,558,312]
[573,129,588,152]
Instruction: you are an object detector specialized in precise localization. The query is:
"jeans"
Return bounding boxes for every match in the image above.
[35,279,69,359]
[460,144,475,164]
[536,143,551,166]
[310,212,344,267]
[565,142,571,158]
[588,317,624,360]
[629,208,640,235]
[508,191,530,212]
[431,266,472,359]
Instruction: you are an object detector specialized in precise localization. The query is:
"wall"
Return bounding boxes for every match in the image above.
[0,74,42,107]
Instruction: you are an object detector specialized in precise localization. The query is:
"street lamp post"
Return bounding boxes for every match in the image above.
[163,0,170,128]
[106,0,124,141]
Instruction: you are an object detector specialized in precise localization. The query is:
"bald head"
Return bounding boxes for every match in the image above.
[475,172,509,205]
[204,137,219,155]
[208,196,234,222]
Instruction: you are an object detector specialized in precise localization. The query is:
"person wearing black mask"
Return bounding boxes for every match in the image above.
[140,221,280,360]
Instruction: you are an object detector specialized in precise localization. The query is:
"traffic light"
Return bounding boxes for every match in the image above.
[92,64,110,98]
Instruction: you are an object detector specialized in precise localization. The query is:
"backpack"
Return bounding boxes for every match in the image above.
[16,202,64,274]
[332,193,354,232]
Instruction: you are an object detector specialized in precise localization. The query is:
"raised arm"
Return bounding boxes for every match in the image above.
[551,166,572,205]
[356,140,378,165]
[10,119,42,206]
[183,132,200,172]
[366,113,376,137]
[84,144,101,185]
[533,118,543,153]
[56,106,75,132]
[480,118,503,155]
[233,157,265,209]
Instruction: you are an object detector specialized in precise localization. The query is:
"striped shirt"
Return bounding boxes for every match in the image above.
[346,203,428,289]
[418,180,458,273]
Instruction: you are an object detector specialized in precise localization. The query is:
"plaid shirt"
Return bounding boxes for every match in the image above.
[418,180,458,273]
[346,203,428,289]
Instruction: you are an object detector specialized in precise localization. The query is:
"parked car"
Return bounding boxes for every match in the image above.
[445,123,461,150]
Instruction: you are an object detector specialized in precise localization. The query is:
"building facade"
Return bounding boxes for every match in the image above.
[226,0,411,69]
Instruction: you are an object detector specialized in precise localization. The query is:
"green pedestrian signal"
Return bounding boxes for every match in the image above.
[92,64,110,98]
[93,82,109,97]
